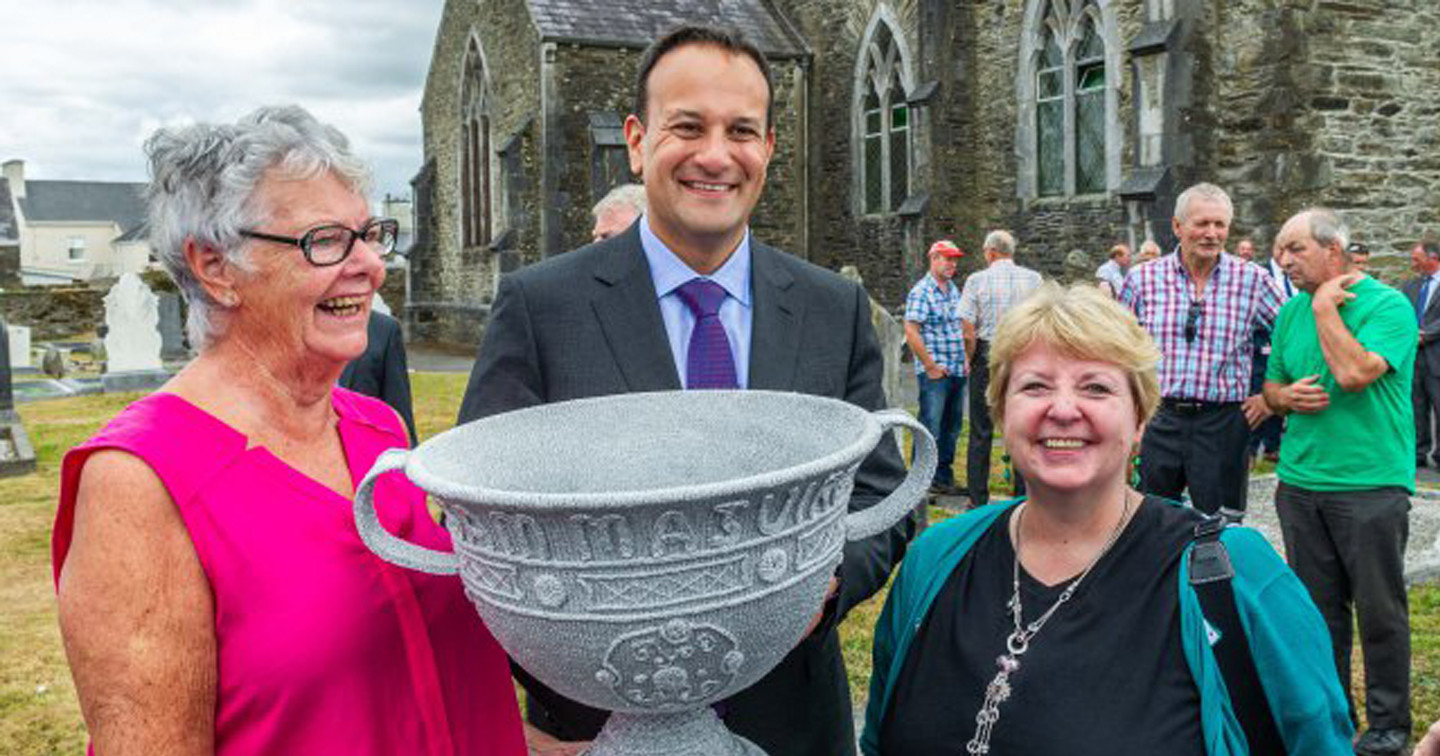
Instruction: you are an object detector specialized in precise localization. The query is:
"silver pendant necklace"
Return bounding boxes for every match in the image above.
[965,494,1135,755]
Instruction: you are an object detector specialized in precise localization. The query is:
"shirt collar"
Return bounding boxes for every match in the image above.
[639,214,752,306]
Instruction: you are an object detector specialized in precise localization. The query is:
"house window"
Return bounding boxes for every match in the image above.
[856,19,913,215]
[461,39,491,249]
[68,237,86,261]
[1025,0,1114,199]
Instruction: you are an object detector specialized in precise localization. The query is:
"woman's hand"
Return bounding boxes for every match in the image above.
[58,450,216,755]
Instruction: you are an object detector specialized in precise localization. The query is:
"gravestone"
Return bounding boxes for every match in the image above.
[41,345,66,378]
[101,273,169,392]
[0,318,38,477]
[6,324,30,369]
[157,292,188,361]
[841,265,905,408]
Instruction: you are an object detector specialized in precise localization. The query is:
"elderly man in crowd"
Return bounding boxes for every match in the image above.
[1135,239,1162,265]
[1263,208,1416,756]
[1233,237,1257,262]
[590,182,647,243]
[958,229,1042,508]
[1094,242,1130,297]
[1119,183,1283,519]
[1403,240,1440,467]
[457,24,912,756]
[904,240,967,495]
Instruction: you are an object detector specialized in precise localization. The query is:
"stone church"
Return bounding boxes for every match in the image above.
[410,0,1440,345]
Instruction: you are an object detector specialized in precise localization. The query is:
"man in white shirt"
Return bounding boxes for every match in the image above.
[1094,242,1130,297]
[958,229,1042,507]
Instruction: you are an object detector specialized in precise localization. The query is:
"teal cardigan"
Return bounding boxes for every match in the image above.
[861,501,1354,755]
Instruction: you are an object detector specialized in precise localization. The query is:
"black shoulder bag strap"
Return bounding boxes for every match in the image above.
[1188,514,1287,755]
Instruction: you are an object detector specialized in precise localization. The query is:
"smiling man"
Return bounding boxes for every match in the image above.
[457,24,912,756]
[1119,183,1283,519]
[1262,208,1415,756]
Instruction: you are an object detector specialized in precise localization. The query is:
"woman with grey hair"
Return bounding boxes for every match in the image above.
[52,105,524,755]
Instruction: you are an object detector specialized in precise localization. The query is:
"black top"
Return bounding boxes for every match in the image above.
[879,497,1206,755]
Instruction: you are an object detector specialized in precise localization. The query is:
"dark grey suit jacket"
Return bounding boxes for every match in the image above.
[457,225,912,755]
[1400,276,1440,375]
[339,311,417,444]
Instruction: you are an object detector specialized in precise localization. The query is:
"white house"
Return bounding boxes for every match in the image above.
[2,160,152,286]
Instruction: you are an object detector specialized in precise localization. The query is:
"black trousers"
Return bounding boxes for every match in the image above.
[1275,482,1411,731]
[1414,359,1440,462]
[966,340,1024,508]
[1137,402,1248,515]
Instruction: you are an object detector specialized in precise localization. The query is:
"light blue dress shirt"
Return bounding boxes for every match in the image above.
[639,215,753,388]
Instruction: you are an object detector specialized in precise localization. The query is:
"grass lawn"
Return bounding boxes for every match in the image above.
[1,374,1436,752]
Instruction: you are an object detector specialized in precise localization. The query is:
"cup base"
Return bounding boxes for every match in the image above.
[584,708,767,756]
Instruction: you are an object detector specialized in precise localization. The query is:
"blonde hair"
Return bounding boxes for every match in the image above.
[986,282,1162,427]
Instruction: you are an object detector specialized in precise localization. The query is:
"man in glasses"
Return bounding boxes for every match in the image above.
[1263,209,1415,756]
[1119,183,1283,519]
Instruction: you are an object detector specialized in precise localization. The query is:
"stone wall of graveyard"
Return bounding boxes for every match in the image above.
[0,288,106,340]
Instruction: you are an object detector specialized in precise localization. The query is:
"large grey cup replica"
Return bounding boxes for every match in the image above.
[355,390,936,756]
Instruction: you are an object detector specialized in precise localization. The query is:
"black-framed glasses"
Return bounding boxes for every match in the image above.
[1184,300,1203,343]
[240,218,399,266]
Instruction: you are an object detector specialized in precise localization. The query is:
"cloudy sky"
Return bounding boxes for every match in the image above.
[0,0,444,201]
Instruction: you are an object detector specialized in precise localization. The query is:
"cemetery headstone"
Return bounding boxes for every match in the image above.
[840,265,905,408]
[41,345,66,379]
[6,324,31,370]
[101,273,170,392]
[157,291,189,361]
[0,318,38,477]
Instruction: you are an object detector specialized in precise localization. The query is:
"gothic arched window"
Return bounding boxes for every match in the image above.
[461,39,491,248]
[856,20,912,215]
[1026,0,1114,198]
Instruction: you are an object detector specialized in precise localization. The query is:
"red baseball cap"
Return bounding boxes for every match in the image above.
[929,240,964,258]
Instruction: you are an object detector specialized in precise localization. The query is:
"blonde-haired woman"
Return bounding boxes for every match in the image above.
[862,283,1352,755]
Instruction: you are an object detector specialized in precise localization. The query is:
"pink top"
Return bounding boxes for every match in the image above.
[53,388,525,756]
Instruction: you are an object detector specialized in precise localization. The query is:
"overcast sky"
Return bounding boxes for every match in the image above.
[0,0,444,202]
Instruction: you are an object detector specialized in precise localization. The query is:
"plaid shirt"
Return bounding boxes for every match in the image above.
[905,273,966,375]
[1120,252,1283,402]
[957,259,1044,340]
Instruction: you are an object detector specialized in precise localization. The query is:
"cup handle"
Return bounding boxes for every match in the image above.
[354,447,459,575]
[844,409,937,541]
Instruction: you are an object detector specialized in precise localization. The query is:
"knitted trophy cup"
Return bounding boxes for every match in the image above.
[355,390,936,756]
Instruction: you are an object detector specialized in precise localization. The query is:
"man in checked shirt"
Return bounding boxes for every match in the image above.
[1119,183,1283,520]
[958,229,1042,507]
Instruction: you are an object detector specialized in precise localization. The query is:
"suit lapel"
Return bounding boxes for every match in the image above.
[748,243,802,390]
[590,228,682,392]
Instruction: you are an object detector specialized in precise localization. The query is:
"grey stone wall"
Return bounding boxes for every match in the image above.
[0,288,105,340]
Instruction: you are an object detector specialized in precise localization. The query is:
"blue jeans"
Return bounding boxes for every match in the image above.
[916,372,965,486]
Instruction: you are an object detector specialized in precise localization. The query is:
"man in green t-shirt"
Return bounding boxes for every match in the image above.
[1262,208,1416,756]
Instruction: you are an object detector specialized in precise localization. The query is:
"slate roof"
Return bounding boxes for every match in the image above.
[18,180,148,233]
[526,0,806,58]
[0,179,17,244]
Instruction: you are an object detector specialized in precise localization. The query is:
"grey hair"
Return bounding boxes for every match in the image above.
[592,183,648,220]
[1304,208,1350,252]
[144,104,373,350]
[1173,182,1234,224]
[983,229,1016,256]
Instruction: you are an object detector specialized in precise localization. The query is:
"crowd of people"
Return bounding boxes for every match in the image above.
[47,20,1433,756]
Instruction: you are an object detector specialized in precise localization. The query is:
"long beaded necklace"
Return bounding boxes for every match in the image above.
[965,494,1135,755]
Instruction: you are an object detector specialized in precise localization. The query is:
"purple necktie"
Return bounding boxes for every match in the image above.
[676,279,738,389]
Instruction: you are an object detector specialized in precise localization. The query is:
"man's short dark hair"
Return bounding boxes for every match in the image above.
[1423,241,1440,259]
[634,24,775,130]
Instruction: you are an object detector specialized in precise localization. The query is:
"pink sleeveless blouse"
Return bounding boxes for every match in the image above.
[53,388,525,755]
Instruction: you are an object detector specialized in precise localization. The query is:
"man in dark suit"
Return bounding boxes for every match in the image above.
[340,309,416,444]
[1402,240,1440,466]
[457,25,912,756]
